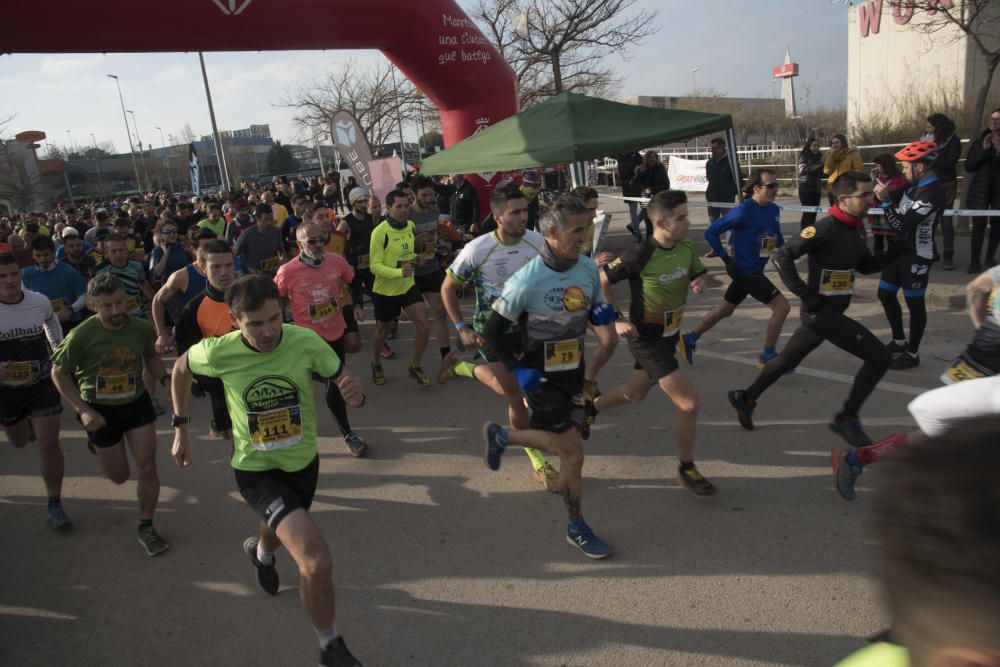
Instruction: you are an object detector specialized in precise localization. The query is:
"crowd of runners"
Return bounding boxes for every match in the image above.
[3,122,1000,665]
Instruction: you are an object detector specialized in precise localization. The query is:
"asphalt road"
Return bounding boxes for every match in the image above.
[1,196,971,666]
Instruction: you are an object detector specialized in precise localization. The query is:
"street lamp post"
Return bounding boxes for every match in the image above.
[691,66,699,96]
[154,126,175,194]
[198,52,232,191]
[106,74,143,194]
[90,133,105,198]
[126,110,151,192]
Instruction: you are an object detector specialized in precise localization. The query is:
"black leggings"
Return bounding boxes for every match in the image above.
[196,375,232,432]
[878,290,927,354]
[323,337,352,436]
[971,216,1000,266]
[747,308,892,418]
[798,191,821,229]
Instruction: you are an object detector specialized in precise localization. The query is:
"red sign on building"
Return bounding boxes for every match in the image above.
[772,63,799,78]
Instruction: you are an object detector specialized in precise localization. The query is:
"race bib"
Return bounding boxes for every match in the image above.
[4,360,40,385]
[308,298,337,324]
[50,298,68,313]
[940,356,989,385]
[418,241,436,260]
[247,406,303,450]
[544,337,583,372]
[663,307,684,335]
[819,269,855,296]
[127,296,142,313]
[758,236,777,258]
[96,371,137,400]
[260,256,281,273]
[357,253,370,269]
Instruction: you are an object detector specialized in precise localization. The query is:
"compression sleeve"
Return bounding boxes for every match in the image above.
[482,310,520,371]
[42,302,63,350]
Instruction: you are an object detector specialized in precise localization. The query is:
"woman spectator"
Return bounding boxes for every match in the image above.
[797,137,824,229]
[631,150,670,240]
[149,218,195,286]
[926,113,961,270]
[868,153,907,256]
[964,107,1000,273]
[823,133,864,204]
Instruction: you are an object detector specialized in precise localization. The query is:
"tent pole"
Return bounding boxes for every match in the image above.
[726,126,743,201]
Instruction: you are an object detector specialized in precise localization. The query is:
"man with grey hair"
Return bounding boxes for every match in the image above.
[481,195,619,559]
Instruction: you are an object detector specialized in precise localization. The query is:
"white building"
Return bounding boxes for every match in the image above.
[847,0,999,132]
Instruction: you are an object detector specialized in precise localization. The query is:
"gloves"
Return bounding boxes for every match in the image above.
[511,365,543,393]
[589,301,617,326]
[800,293,822,313]
[722,255,739,279]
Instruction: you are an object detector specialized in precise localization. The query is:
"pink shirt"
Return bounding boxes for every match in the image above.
[274,254,355,342]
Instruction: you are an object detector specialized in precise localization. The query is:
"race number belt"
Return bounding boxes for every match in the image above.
[758,236,777,258]
[663,306,684,335]
[3,360,40,385]
[96,371,137,400]
[247,406,303,450]
[819,269,855,296]
[544,336,583,372]
[940,354,990,385]
[357,254,370,269]
[260,256,281,273]
[308,298,337,324]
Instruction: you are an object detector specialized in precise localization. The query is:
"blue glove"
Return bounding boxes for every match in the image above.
[589,301,616,326]
[512,365,543,393]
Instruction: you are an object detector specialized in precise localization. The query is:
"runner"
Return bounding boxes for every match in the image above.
[938,265,1000,382]
[727,171,894,448]
[170,275,366,667]
[874,140,946,370]
[56,227,97,280]
[584,190,717,496]
[311,205,363,356]
[439,187,559,492]
[681,169,791,368]
[369,189,431,386]
[0,252,70,528]
[49,273,171,556]
[275,223,370,457]
[480,195,618,559]
[22,234,88,336]
[234,204,285,276]
[195,201,227,239]
[410,176,455,376]
[150,231,212,338]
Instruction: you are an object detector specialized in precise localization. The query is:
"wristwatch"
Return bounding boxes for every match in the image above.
[170,415,190,428]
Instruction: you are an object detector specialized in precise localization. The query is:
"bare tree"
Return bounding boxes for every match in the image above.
[278,58,423,151]
[907,0,999,132]
[499,0,658,97]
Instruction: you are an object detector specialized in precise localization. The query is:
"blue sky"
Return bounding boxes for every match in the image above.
[0,0,849,154]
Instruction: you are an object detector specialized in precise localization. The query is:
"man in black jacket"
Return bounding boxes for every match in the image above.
[631,150,669,240]
[450,173,480,234]
[705,138,739,223]
[727,171,893,448]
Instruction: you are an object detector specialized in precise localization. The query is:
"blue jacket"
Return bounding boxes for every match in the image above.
[705,199,784,276]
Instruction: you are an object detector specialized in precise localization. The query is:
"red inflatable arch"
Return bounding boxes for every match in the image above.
[5,0,518,210]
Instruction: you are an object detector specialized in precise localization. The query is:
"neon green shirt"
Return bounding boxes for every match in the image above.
[186,324,341,472]
[834,643,909,667]
[369,219,416,296]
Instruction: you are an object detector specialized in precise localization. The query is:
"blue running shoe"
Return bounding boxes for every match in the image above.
[755,350,778,369]
[482,422,507,471]
[831,447,863,501]
[47,501,71,529]
[566,519,614,559]
[679,332,698,366]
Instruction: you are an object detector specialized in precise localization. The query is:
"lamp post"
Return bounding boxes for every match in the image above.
[198,52,232,191]
[691,66,699,96]
[126,110,151,192]
[154,126,175,194]
[90,133,105,198]
[106,74,143,194]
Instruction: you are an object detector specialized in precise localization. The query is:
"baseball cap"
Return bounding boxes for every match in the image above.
[522,169,541,184]
[61,227,80,239]
[348,188,369,204]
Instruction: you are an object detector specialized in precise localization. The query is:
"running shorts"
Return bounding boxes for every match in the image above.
[82,391,157,448]
[234,455,320,531]
[373,285,423,323]
[526,381,585,434]
[0,380,63,427]
[629,334,680,381]
[724,274,781,306]
[481,331,522,364]
[880,255,932,297]
[414,268,445,294]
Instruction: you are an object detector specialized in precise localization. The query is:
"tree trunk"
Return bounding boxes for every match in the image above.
[551,51,563,94]
[967,56,998,138]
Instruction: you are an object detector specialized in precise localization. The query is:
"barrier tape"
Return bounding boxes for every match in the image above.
[612,195,1000,217]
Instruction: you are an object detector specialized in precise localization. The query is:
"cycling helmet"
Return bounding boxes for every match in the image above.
[895,140,938,163]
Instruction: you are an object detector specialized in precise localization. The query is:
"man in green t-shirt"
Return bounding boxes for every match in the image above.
[195,201,226,238]
[170,275,366,667]
[585,190,718,498]
[50,273,172,556]
[368,189,430,387]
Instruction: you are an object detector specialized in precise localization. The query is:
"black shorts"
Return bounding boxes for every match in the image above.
[724,274,781,306]
[0,379,63,427]
[234,455,320,531]
[880,255,932,297]
[341,303,359,334]
[414,268,445,294]
[630,335,680,381]
[526,381,585,434]
[373,285,423,323]
[481,331,522,364]
[83,391,157,448]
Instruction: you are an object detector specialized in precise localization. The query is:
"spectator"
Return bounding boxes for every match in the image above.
[449,173,480,234]
[705,137,739,224]
[796,137,824,229]
[521,170,543,232]
[823,133,864,204]
[868,153,907,256]
[964,107,1000,274]
[616,151,643,240]
[631,150,670,240]
[926,113,961,270]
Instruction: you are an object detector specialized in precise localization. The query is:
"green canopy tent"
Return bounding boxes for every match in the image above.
[420,91,742,197]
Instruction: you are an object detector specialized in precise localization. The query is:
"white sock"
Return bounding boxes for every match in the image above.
[256,542,274,566]
[315,624,340,649]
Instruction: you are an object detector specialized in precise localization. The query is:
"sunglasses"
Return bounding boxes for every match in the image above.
[762,182,779,189]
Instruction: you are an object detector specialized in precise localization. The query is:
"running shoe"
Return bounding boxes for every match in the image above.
[566,519,614,560]
[320,637,364,667]
[531,462,560,494]
[727,390,756,431]
[380,343,396,359]
[344,432,369,458]
[209,421,231,439]
[677,465,718,498]
[828,413,873,448]
[436,350,460,385]
[151,397,165,417]
[407,364,431,386]
[884,340,908,355]
[482,421,507,471]
[703,249,718,258]
[679,332,697,366]
[371,361,385,386]
[583,380,601,401]
[243,536,279,595]
[890,353,919,370]
[830,447,863,502]
[137,524,170,557]
[755,350,778,369]
[47,501,71,529]
[581,401,597,441]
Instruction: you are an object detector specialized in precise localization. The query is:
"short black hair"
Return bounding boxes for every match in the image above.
[647,190,687,221]
[569,186,598,202]
[87,272,125,299]
[411,175,435,192]
[254,204,272,219]
[743,168,777,199]
[385,189,409,207]
[30,235,56,252]
[0,252,16,267]
[709,137,725,148]
[225,274,280,317]
[490,187,526,213]
[831,171,872,199]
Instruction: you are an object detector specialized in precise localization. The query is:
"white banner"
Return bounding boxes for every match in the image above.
[666,156,708,192]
